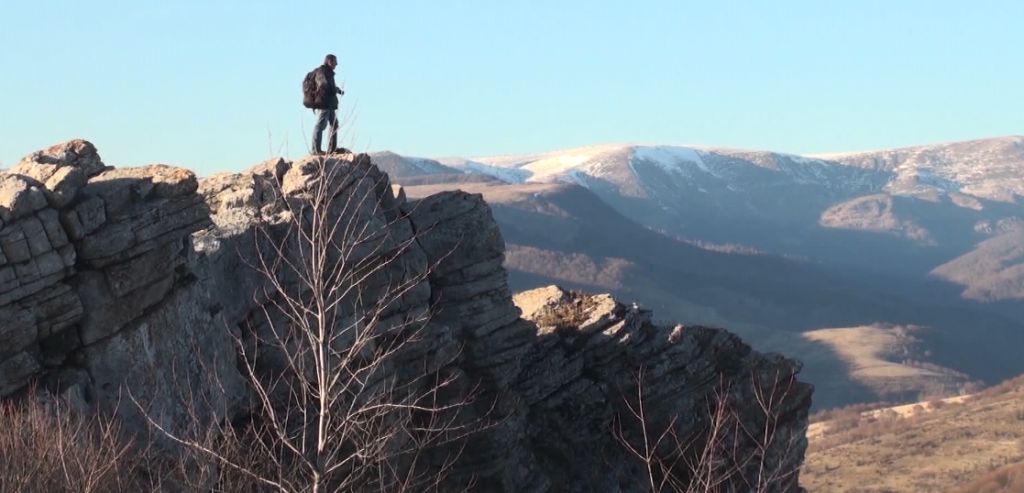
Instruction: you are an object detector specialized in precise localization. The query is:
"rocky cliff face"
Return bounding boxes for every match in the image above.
[0,140,812,493]
[0,141,243,434]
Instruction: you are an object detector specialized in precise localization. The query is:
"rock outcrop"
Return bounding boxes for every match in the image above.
[0,140,812,492]
[0,140,243,435]
[509,287,811,493]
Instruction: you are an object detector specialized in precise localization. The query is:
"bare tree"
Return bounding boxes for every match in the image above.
[135,145,489,492]
[615,368,806,493]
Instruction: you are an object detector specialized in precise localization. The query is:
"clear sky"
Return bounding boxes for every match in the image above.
[2,0,1022,175]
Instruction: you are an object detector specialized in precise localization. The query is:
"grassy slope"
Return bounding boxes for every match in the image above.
[948,461,1024,493]
[802,376,1024,493]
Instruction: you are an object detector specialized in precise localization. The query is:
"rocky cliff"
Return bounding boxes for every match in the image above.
[0,140,813,493]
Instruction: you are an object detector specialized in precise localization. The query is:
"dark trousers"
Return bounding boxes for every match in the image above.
[312,108,339,153]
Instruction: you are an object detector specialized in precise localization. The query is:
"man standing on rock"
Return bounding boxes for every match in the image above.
[304,54,345,155]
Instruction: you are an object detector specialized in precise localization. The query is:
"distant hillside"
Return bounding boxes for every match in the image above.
[395,137,1024,308]
[402,182,1024,409]
[369,151,503,186]
[933,227,1024,302]
[802,374,1024,493]
[369,151,463,177]
[816,136,1024,201]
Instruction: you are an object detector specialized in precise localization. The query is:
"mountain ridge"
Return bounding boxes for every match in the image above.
[376,135,1024,304]
[808,134,1023,159]
[390,135,1024,201]
[384,135,1024,409]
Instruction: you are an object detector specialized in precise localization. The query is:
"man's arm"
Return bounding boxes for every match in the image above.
[327,70,344,95]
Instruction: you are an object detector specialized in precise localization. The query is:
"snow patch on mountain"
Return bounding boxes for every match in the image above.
[523,152,595,178]
[456,160,532,184]
[625,158,645,190]
[632,146,710,174]
[815,136,1024,200]
[566,169,591,189]
[783,154,818,165]
[435,143,889,197]
[404,136,1024,203]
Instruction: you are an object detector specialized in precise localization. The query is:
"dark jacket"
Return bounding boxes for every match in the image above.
[314,64,342,110]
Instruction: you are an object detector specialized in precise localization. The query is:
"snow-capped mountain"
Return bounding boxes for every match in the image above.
[816,136,1024,201]
[431,144,894,236]
[430,136,1024,202]
[387,137,1024,406]
[387,136,1024,304]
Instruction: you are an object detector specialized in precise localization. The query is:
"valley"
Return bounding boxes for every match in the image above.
[383,136,1024,409]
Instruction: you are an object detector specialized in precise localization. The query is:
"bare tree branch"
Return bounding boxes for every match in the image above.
[615,367,805,493]
[133,126,491,493]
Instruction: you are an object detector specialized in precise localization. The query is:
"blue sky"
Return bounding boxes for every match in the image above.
[1,0,1021,175]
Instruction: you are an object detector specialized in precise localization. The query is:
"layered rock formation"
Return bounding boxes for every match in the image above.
[0,140,243,434]
[509,287,812,493]
[0,140,812,493]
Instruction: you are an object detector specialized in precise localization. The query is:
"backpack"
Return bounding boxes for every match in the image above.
[302,67,322,109]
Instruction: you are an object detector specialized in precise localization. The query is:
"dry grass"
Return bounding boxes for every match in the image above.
[802,325,966,383]
[801,374,1024,493]
[808,401,898,424]
[0,387,307,493]
[799,324,975,407]
[948,460,1024,493]
[805,394,977,440]
[0,391,152,493]
[532,290,602,328]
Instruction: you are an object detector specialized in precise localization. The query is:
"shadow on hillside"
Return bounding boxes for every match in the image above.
[432,181,1024,395]
[488,185,921,332]
[584,169,1024,306]
[403,182,1024,405]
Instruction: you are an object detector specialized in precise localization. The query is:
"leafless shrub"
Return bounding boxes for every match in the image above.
[808,410,918,454]
[808,402,896,424]
[824,413,862,435]
[0,387,159,493]
[614,368,805,493]
[972,374,1024,401]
